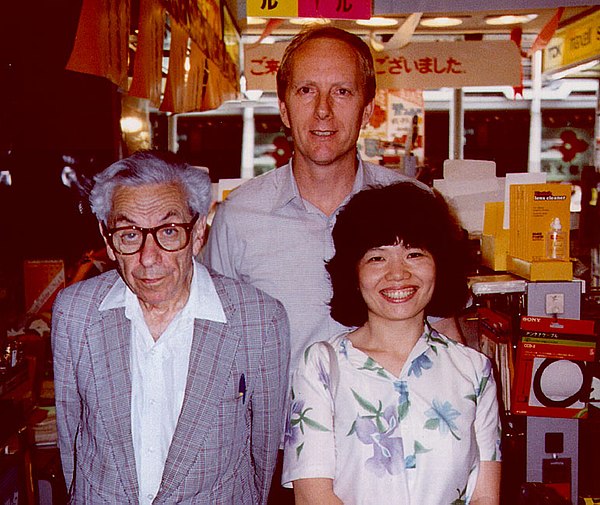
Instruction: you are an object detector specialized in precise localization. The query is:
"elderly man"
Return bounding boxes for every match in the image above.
[52,150,290,504]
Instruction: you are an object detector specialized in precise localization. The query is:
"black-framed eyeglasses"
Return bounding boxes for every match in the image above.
[103,214,199,255]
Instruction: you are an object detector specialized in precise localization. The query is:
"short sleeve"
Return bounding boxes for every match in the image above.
[474,356,502,462]
[282,342,337,487]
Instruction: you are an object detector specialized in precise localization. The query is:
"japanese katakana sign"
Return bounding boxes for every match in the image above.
[246,0,370,20]
[244,40,521,90]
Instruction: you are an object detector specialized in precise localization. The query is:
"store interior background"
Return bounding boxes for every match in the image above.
[1,0,599,503]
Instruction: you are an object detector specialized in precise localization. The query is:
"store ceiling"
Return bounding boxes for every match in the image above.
[233,2,597,37]
[229,2,600,79]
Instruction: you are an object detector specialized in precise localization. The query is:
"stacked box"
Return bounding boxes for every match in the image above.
[481,201,509,271]
[508,183,572,281]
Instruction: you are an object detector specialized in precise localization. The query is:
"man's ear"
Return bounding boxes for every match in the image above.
[279,99,291,128]
[98,221,116,262]
[192,215,208,257]
[361,99,375,128]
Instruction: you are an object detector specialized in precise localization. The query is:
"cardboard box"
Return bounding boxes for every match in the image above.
[509,183,571,262]
[507,256,573,281]
[512,316,597,418]
[481,231,509,271]
[478,307,515,410]
[433,160,505,234]
[24,260,65,318]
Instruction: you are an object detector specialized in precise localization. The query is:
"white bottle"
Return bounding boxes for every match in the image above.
[546,217,566,260]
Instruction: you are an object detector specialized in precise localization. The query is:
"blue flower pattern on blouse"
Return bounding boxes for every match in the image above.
[284,325,501,505]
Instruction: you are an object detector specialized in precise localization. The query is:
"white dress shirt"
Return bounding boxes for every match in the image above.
[99,261,226,504]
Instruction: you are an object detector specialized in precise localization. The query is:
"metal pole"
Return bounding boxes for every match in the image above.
[449,88,464,160]
[528,50,543,173]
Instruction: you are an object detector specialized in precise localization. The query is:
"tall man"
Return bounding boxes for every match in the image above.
[203,26,461,502]
[204,26,460,380]
[52,150,289,504]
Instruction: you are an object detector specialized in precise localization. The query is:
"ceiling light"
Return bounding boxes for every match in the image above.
[355,17,399,27]
[246,17,267,25]
[120,116,144,134]
[485,14,537,25]
[289,17,330,25]
[420,17,463,27]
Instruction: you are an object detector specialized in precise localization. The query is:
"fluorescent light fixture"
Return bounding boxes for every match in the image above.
[420,17,463,27]
[246,17,267,25]
[485,14,537,25]
[356,17,399,27]
[289,17,330,25]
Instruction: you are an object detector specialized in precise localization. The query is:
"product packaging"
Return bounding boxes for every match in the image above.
[512,316,597,418]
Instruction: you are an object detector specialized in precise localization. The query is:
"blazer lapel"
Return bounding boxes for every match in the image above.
[156,316,240,499]
[87,307,139,503]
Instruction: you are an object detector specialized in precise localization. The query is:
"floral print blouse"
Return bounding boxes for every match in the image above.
[282,325,502,505]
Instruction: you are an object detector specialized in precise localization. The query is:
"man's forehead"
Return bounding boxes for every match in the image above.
[110,182,190,219]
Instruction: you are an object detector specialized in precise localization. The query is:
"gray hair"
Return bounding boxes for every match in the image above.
[89,150,212,224]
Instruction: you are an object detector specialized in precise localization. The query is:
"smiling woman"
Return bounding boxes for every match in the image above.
[282,182,502,505]
[326,181,469,327]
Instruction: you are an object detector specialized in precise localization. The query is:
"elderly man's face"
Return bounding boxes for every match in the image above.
[104,182,205,312]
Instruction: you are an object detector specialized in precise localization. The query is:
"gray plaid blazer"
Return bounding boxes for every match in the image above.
[52,269,290,504]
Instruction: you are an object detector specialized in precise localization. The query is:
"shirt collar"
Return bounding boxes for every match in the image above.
[99,260,227,323]
[272,161,301,211]
[272,156,367,212]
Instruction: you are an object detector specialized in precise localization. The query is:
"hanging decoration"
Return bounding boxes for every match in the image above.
[128,0,165,107]
[66,0,130,90]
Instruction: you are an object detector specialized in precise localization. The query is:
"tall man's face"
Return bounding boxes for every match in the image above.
[103,182,206,312]
[279,38,374,171]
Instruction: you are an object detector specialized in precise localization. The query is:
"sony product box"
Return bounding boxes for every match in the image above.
[509,183,571,262]
[512,316,597,418]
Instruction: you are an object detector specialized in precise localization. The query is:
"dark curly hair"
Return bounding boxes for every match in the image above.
[326,182,469,327]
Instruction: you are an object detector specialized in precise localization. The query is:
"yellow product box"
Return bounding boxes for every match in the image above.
[481,202,509,271]
[507,256,573,281]
[481,231,509,271]
[483,201,505,235]
[509,183,571,262]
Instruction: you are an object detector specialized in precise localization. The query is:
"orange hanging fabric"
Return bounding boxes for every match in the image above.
[128,0,165,107]
[160,19,188,113]
[66,0,129,90]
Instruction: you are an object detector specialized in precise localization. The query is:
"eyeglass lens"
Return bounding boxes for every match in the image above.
[112,224,189,254]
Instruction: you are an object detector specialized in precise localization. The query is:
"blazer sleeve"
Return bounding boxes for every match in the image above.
[51,289,81,490]
[251,299,290,503]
